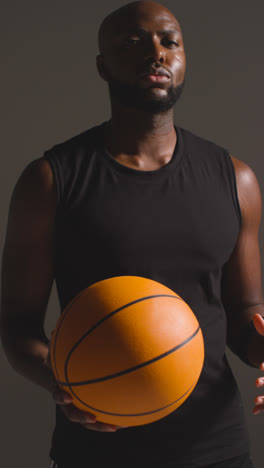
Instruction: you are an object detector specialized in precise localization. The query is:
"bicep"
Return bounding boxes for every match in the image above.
[1,157,57,336]
[221,157,264,338]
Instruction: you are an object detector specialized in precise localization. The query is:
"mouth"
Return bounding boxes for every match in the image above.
[139,68,171,84]
[141,74,170,83]
[140,68,170,78]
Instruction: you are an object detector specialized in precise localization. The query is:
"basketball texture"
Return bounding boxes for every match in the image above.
[50,276,204,427]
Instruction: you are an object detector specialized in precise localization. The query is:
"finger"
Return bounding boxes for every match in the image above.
[82,421,126,432]
[253,314,264,337]
[52,385,73,404]
[61,405,97,424]
[255,377,264,387]
[254,395,264,405]
[83,422,117,432]
[44,346,52,370]
[253,404,264,415]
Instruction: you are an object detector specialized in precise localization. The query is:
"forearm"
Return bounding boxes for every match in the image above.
[246,324,264,368]
[1,326,55,393]
[226,305,264,368]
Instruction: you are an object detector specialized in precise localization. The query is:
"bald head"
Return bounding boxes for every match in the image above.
[98,1,182,55]
[96,0,186,114]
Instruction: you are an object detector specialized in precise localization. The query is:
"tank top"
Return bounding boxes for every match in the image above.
[43,121,250,467]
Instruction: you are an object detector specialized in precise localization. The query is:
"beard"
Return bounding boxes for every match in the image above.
[107,75,185,113]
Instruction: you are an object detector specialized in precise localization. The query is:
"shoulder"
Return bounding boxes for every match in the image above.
[230,154,262,227]
[179,127,224,154]
[13,157,55,198]
[10,157,57,222]
[179,126,262,224]
[179,127,234,169]
[230,154,257,187]
[44,122,106,157]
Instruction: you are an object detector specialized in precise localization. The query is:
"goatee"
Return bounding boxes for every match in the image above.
[107,77,185,113]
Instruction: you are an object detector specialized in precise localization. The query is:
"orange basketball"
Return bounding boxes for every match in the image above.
[50,276,204,427]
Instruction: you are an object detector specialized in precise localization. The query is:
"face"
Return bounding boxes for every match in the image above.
[97,2,186,113]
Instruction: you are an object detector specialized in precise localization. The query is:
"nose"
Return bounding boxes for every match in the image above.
[144,37,165,63]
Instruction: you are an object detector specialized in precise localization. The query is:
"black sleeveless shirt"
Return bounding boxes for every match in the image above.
[44,122,250,467]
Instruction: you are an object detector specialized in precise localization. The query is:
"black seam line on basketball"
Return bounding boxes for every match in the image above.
[58,324,200,387]
[60,380,197,417]
[61,294,184,386]
[56,290,183,381]
[54,294,182,382]
[52,287,89,383]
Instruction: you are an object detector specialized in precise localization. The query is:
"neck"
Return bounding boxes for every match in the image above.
[104,105,176,159]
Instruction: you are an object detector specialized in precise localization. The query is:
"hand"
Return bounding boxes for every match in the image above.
[252,314,264,415]
[253,362,264,415]
[46,337,127,432]
[52,384,127,432]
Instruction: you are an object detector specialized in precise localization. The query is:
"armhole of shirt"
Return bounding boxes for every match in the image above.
[223,149,242,230]
[43,149,64,207]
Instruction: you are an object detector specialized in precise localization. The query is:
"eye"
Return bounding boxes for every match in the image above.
[164,39,179,47]
[124,37,141,46]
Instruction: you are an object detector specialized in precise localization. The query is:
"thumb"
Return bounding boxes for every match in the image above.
[44,342,53,371]
[52,382,73,404]
[253,313,264,336]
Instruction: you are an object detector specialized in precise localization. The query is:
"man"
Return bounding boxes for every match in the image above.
[1,1,264,467]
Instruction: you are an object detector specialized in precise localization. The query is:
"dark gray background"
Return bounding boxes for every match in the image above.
[1,1,264,467]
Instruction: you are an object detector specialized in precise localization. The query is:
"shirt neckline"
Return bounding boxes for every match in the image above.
[96,121,184,180]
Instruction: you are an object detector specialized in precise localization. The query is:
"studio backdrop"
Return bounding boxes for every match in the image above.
[1,1,264,467]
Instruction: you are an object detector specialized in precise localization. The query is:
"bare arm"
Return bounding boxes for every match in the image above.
[0,157,57,392]
[0,158,125,431]
[221,155,264,367]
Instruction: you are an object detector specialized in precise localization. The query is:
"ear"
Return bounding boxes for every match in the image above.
[96,54,108,81]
